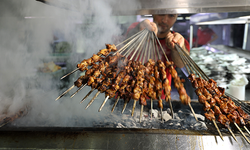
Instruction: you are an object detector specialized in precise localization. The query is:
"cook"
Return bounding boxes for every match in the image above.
[126,14,191,87]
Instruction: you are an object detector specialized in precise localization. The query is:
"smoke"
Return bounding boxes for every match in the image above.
[0,0,140,127]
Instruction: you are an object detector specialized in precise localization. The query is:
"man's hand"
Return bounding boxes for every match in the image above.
[166,32,189,68]
[166,32,185,50]
[139,19,158,35]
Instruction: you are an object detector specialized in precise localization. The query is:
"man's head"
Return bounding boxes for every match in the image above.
[153,14,177,35]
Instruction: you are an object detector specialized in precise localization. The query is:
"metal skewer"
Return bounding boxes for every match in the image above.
[111,96,120,113]
[55,85,75,101]
[151,98,153,118]
[131,100,137,116]
[121,102,128,114]
[168,99,174,119]
[71,83,87,98]
[85,91,100,109]
[99,96,109,112]
[139,105,144,123]
[80,88,95,104]
[61,68,79,80]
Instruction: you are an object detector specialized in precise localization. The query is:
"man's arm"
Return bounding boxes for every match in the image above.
[166,32,190,68]
[126,19,158,38]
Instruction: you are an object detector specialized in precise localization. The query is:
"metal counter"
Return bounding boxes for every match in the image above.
[1,100,250,149]
[0,127,250,149]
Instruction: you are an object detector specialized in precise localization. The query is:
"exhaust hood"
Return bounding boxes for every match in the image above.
[37,0,250,15]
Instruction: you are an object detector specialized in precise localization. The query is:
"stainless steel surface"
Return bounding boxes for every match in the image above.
[37,0,250,15]
[1,127,250,149]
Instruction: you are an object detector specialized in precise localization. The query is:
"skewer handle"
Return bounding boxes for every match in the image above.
[55,85,75,101]
[121,102,128,114]
[212,119,224,141]
[85,91,100,109]
[139,105,144,123]
[131,100,137,116]
[61,68,79,80]
[188,103,198,121]
[168,99,174,119]
[234,122,250,143]
[227,127,238,142]
[111,96,120,113]
[80,88,94,104]
[99,96,109,112]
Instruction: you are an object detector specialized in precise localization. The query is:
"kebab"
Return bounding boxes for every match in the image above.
[75,52,124,102]
[99,69,127,112]
[166,61,197,121]
[144,59,156,118]
[154,65,164,120]
[56,52,109,101]
[112,59,134,113]
[79,62,109,103]
[79,54,121,108]
[139,80,148,122]
[190,75,234,133]
[131,63,146,116]
[189,73,250,142]
[111,60,133,112]
[121,62,138,113]
[157,60,173,118]
[61,44,117,80]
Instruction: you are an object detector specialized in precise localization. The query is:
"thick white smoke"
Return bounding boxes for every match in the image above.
[0,0,140,127]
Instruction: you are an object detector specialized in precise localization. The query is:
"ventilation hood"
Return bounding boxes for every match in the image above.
[36,0,250,15]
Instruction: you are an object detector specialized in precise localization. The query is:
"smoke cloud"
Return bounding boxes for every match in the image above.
[0,0,140,127]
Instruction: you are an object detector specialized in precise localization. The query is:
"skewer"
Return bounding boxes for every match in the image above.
[55,85,75,101]
[244,126,250,136]
[153,32,177,120]
[85,91,100,109]
[71,83,87,98]
[111,96,120,113]
[121,102,128,114]
[234,122,250,143]
[227,127,238,142]
[61,68,79,80]
[131,100,137,116]
[160,107,163,121]
[168,99,174,119]
[151,99,153,118]
[212,119,224,141]
[99,96,109,112]
[158,97,163,121]
[80,88,95,104]
[139,105,144,123]
[188,103,198,121]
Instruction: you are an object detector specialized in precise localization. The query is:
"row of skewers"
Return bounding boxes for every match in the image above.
[56,29,250,143]
[175,43,250,142]
[56,42,193,122]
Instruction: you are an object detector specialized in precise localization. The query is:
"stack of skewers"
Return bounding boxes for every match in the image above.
[56,29,250,143]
